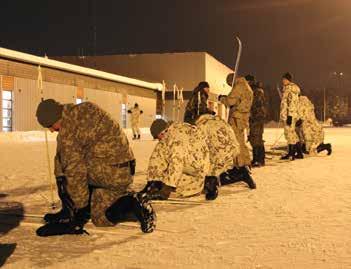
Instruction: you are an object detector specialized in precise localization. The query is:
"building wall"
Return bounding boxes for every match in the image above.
[0,58,158,132]
[56,53,206,92]
[205,54,233,95]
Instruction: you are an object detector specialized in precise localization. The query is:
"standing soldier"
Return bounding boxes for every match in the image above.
[140,119,213,200]
[184,81,215,124]
[219,75,253,170]
[246,76,266,167]
[280,72,303,160]
[35,99,155,236]
[128,103,143,140]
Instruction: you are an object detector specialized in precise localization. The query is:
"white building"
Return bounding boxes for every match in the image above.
[0,47,162,132]
[55,52,233,121]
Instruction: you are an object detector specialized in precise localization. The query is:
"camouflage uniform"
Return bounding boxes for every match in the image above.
[195,114,239,177]
[219,77,253,167]
[248,86,265,147]
[184,89,213,125]
[147,123,210,197]
[298,96,324,154]
[128,106,142,137]
[54,102,135,226]
[280,82,301,144]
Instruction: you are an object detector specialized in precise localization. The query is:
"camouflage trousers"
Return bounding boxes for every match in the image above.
[229,117,251,167]
[64,161,133,227]
[248,120,264,147]
[131,123,141,136]
[284,119,299,144]
[302,121,324,154]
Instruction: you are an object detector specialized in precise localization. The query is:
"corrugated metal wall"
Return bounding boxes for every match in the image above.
[85,88,121,123]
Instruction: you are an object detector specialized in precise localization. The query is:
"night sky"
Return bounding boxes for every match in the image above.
[1,0,350,90]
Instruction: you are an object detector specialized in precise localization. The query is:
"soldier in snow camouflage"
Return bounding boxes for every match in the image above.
[142,120,210,200]
[280,72,304,160]
[195,114,256,197]
[128,103,143,140]
[219,75,253,167]
[35,100,155,236]
[297,96,332,155]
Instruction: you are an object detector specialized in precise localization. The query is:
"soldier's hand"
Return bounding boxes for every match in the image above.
[296,119,303,127]
[218,95,226,102]
[286,116,292,126]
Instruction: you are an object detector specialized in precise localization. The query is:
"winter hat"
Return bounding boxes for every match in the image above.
[36,99,64,128]
[226,73,234,86]
[282,72,293,81]
[198,81,210,90]
[150,119,169,139]
[245,74,255,82]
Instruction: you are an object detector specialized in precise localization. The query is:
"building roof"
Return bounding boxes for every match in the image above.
[0,47,163,91]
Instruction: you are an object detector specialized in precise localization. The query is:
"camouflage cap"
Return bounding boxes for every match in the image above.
[36,99,63,128]
[150,119,168,139]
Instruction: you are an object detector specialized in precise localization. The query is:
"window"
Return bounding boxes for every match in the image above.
[2,90,13,132]
[76,98,83,104]
[121,104,127,128]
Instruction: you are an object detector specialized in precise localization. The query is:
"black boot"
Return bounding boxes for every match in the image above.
[295,142,304,159]
[220,167,256,189]
[37,206,90,237]
[252,146,265,167]
[238,167,256,189]
[301,143,308,154]
[204,176,219,200]
[281,144,296,160]
[251,147,259,167]
[137,134,141,140]
[259,145,266,166]
[132,135,137,140]
[317,143,332,155]
[106,193,156,233]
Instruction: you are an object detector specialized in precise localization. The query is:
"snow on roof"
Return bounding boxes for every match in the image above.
[0,47,163,91]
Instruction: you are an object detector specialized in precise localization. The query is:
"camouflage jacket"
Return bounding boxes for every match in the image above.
[298,96,316,122]
[148,123,210,196]
[196,114,239,176]
[250,87,266,122]
[220,77,253,119]
[280,82,301,121]
[54,102,134,207]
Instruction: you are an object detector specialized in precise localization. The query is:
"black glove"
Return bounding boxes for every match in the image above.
[140,110,143,114]
[129,160,136,176]
[140,181,174,200]
[295,119,303,127]
[286,116,292,126]
[210,110,216,115]
[218,95,226,101]
[127,110,132,113]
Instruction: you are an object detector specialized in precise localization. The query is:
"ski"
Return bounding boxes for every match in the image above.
[231,36,242,89]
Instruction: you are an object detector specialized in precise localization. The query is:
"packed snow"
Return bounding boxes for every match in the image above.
[0,127,351,269]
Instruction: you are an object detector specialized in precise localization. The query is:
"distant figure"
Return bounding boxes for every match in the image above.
[128,103,143,140]
[184,81,215,124]
[280,72,303,160]
[246,76,266,167]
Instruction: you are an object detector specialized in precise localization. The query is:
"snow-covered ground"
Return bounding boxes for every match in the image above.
[1,128,351,269]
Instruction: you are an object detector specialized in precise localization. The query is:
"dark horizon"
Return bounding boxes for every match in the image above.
[1,0,350,91]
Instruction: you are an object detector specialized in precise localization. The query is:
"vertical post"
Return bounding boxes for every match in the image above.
[323,87,326,122]
[162,80,166,119]
[173,84,176,121]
